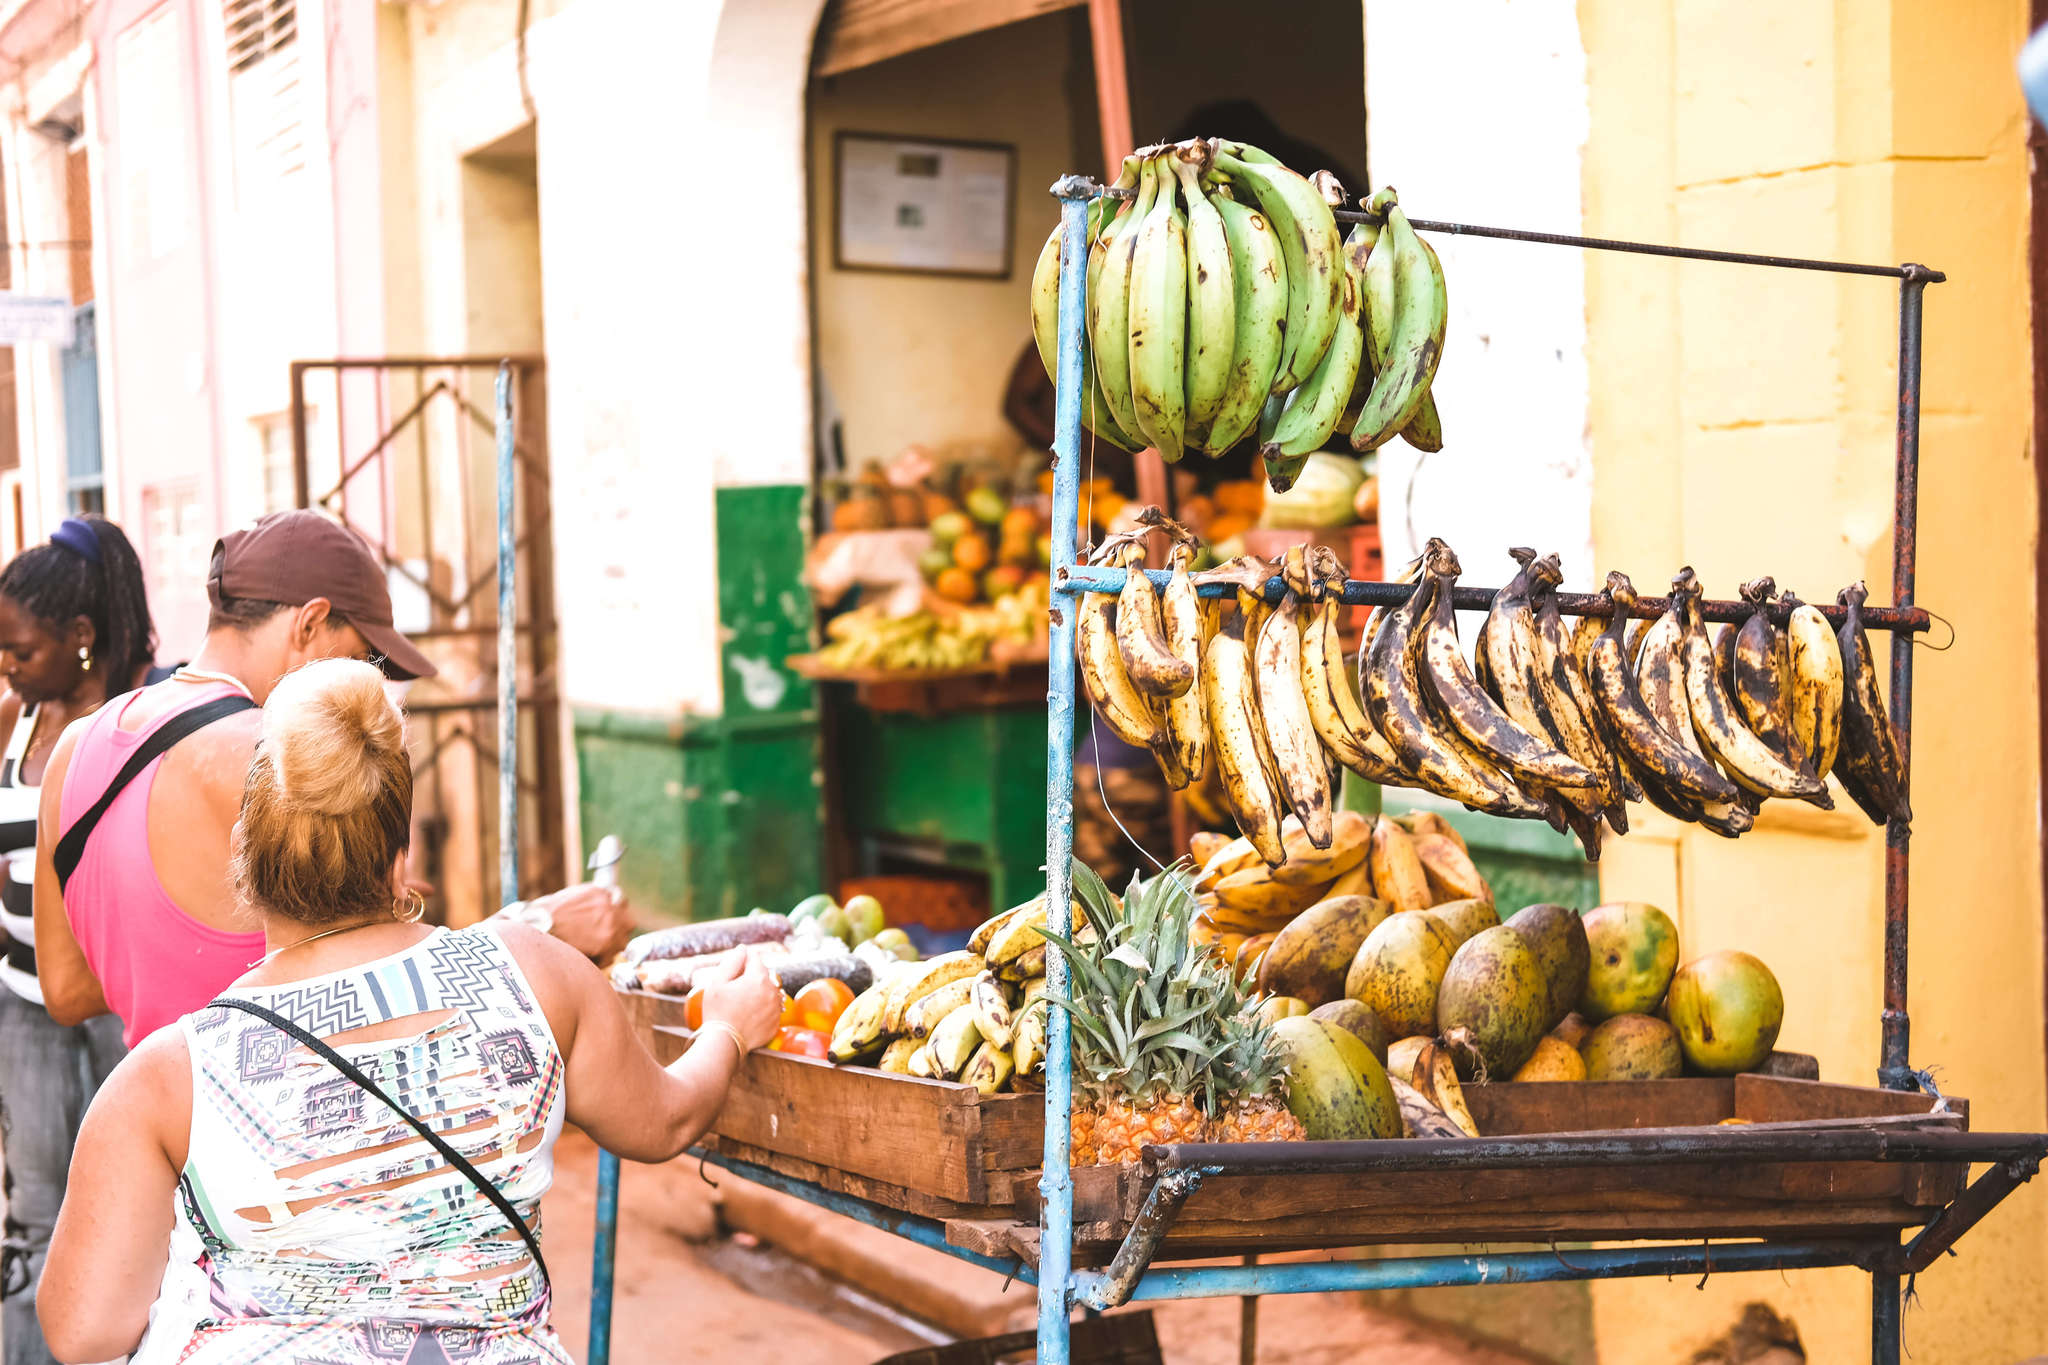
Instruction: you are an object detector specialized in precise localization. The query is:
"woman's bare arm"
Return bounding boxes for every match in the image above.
[33,723,109,1027]
[40,1029,186,1361]
[496,924,781,1162]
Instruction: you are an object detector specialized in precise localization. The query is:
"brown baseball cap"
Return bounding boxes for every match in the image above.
[207,511,437,680]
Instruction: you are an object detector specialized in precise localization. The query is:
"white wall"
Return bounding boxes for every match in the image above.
[1364,0,1594,595]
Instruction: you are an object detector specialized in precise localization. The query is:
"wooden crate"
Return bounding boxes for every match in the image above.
[986,1075,1969,1263]
[622,989,1040,1216]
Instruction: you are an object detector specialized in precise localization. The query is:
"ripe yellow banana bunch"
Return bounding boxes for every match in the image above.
[1031,142,1450,493]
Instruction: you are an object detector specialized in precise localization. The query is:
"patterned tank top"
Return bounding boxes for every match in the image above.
[136,926,571,1365]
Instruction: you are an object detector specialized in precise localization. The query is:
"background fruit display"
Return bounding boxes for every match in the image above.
[1029,139,1446,488]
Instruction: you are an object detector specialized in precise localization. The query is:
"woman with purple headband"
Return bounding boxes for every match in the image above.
[0,515,164,1365]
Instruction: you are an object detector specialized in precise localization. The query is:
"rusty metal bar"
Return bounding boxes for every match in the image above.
[312,381,451,509]
[1056,567,1933,633]
[1880,273,1929,1092]
[1072,176,1943,282]
[1077,1167,1205,1312]
[289,362,311,510]
[1140,1128,2048,1178]
[1892,1153,2042,1274]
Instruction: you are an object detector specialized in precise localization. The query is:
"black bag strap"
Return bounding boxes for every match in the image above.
[53,695,256,893]
[209,996,550,1289]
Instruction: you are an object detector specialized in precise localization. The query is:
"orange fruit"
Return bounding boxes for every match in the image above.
[952,533,992,572]
[934,567,979,603]
[985,565,1028,599]
[1001,506,1040,540]
[793,978,856,1032]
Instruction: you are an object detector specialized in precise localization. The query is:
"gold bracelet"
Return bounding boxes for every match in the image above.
[700,1020,750,1067]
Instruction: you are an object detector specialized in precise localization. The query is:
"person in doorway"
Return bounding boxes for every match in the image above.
[0,516,167,1365]
[31,509,631,1055]
[37,660,787,1363]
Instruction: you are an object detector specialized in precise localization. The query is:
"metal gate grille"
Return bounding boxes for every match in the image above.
[288,356,563,919]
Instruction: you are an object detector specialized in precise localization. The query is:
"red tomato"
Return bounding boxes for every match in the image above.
[774,1026,832,1059]
[793,978,856,1032]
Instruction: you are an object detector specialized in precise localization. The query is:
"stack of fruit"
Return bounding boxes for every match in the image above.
[1336,895,1785,1128]
[823,890,1062,1095]
[920,501,1053,607]
[1029,139,1447,488]
[1190,809,1482,987]
[1045,861,1328,1164]
[1083,520,1910,871]
[811,583,1048,674]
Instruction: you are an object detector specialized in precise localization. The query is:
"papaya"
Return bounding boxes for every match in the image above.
[1581,1013,1682,1080]
[1257,895,1393,1007]
[1270,1017,1401,1141]
[1580,902,1680,1020]
[1308,998,1391,1065]
[1510,1034,1588,1082]
[1666,951,1783,1075]
[1504,902,1592,1029]
[1425,897,1500,949]
[1346,911,1461,1039]
[1436,925,1549,1081]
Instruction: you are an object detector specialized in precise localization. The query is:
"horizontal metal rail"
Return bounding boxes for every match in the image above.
[1056,566,1933,632]
[689,1148,1033,1283]
[1141,1129,2048,1179]
[1069,176,1941,282]
[1070,1238,1891,1310]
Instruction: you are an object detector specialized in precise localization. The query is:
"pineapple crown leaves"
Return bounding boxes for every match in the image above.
[1043,858,1258,1112]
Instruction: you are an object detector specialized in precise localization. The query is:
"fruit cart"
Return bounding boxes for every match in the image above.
[585,180,2048,1365]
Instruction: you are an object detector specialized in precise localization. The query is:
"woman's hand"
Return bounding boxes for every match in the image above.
[697,949,785,1052]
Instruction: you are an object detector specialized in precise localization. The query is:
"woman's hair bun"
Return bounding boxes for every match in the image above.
[261,659,404,817]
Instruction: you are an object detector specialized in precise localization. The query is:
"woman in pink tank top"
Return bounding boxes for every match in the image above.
[57,677,265,1047]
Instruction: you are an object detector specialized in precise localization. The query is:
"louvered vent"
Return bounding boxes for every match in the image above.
[225,0,296,74]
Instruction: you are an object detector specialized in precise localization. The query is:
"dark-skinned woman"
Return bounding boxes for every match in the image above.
[0,515,166,1365]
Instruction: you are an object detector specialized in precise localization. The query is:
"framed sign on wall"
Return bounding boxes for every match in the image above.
[833,132,1016,279]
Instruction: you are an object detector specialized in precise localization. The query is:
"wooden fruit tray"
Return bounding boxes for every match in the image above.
[975,1075,1969,1266]
[623,989,1040,1218]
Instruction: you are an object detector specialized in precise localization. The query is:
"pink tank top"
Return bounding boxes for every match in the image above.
[59,679,265,1046]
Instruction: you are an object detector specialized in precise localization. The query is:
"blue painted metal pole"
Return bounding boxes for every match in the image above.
[495,362,519,905]
[1070,1239,1887,1308]
[589,1150,619,1364]
[1038,179,1094,1365]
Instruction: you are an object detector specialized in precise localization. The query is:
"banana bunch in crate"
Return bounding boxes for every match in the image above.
[1030,139,1445,487]
[826,895,1080,1093]
[1076,516,1910,873]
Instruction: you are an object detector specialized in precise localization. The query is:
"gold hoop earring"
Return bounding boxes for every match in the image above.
[395,889,426,923]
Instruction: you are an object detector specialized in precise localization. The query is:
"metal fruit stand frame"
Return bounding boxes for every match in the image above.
[574,176,2048,1365]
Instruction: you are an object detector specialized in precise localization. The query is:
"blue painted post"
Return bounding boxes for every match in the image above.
[1038,180,1094,1365]
[495,362,519,904]
[590,1150,620,1363]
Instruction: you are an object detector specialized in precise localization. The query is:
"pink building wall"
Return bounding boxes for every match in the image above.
[85,0,392,660]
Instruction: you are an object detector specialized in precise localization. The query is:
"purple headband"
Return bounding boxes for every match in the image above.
[50,518,101,565]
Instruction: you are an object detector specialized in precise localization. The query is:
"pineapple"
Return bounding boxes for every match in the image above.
[1044,859,1243,1165]
[1212,1008,1307,1145]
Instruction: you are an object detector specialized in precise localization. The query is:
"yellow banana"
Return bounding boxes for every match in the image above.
[905,977,976,1039]
[1077,539,1167,751]
[1112,538,1194,697]
[925,1005,983,1079]
[1673,570,1827,802]
[882,950,984,1034]
[1253,579,1335,850]
[1205,607,1288,866]
[1153,533,1208,786]
[1782,589,1844,780]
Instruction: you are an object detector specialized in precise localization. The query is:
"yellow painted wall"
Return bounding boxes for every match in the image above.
[1582,1,2047,1360]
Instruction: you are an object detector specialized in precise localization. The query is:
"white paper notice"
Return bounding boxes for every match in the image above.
[838,137,1012,276]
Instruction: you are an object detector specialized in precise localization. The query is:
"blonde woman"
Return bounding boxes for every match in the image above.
[36,660,784,1363]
